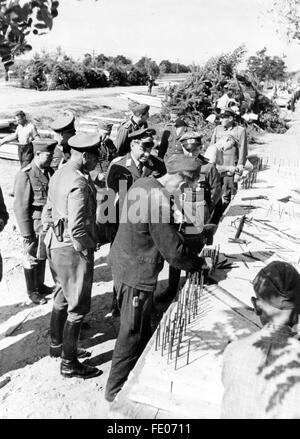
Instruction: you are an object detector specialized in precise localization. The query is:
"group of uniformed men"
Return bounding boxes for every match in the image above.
[0,99,248,402]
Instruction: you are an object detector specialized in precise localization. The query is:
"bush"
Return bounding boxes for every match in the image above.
[257,109,289,133]
[49,60,87,90]
[83,67,108,88]
[24,60,48,90]
[127,67,148,85]
[107,65,128,86]
[163,46,288,135]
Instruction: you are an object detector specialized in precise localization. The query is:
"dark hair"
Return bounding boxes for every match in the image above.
[15,110,26,118]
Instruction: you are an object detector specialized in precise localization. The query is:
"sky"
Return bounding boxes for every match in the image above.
[25,0,300,71]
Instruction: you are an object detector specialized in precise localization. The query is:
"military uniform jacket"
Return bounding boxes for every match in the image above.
[158,123,178,159]
[106,152,166,213]
[43,160,98,251]
[98,137,117,174]
[210,124,248,166]
[109,176,202,292]
[13,160,54,237]
[115,118,148,156]
[0,187,8,227]
[51,130,75,170]
[197,155,222,211]
[162,144,222,213]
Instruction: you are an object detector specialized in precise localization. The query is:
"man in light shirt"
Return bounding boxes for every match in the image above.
[0,110,39,168]
[221,261,300,419]
[204,133,240,176]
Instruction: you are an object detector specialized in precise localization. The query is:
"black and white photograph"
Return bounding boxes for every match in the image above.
[0,0,300,422]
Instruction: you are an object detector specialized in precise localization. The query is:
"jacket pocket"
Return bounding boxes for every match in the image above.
[136,254,163,264]
[130,291,148,333]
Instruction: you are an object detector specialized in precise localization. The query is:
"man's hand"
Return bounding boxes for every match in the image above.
[97,172,106,182]
[23,236,38,267]
[227,166,236,174]
[202,223,217,245]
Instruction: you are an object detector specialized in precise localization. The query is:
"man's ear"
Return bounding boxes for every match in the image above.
[251,296,262,315]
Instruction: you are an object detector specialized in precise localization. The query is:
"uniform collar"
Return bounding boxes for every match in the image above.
[130,117,140,129]
[262,322,295,339]
[67,159,84,172]
[130,152,141,169]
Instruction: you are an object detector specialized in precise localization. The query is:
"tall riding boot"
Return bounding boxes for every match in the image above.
[36,260,55,296]
[24,267,46,305]
[49,308,67,357]
[50,308,91,359]
[60,321,101,379]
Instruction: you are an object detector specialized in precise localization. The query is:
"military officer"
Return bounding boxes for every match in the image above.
[115,103,150,156]
[158,117,189,160]
[210,107,248,210]
[90,120,117,188]
[105,154,204,402]
[43,133,102,379]
[50,114,76,170]
[155,132,222,304]
[13,138,57,305]
[106,127,166,316]
[106,127,165,225]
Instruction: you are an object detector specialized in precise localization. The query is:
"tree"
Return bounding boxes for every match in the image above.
[159,60,172,74]
[95,53,109,68]
[268,0,300,41]
[113,54,132,66]
[247,47,287,82]
[0,1,59,68]
[83,53,93,67]
[135,56,159,79]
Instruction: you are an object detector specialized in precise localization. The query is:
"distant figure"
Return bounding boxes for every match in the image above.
[222,261,300,419]
[147,76,155,95]
[210,107,248,210]
[216,84,237,111]
[0,111,39,168]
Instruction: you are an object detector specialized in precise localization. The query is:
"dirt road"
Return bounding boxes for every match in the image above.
[0,98,299,418]
[0,80,161,128]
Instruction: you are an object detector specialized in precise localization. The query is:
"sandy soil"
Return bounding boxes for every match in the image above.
[0,80,161,128]
[0,88,299,418]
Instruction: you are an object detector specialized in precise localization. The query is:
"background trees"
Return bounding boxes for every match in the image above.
[162,45,288,141]
[268,0,300,41]
[247,47,287,82]
[159,59,190,74]
[0,0,59,72]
